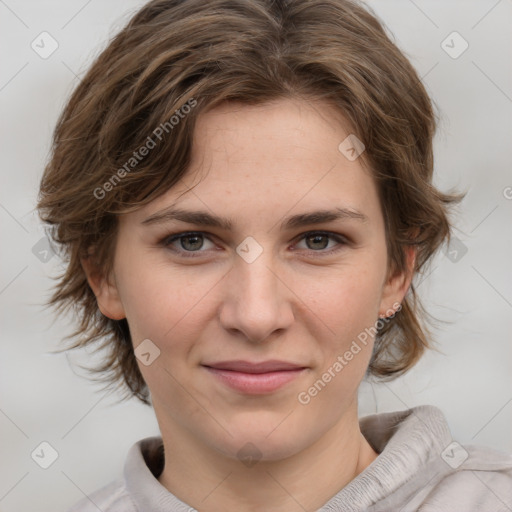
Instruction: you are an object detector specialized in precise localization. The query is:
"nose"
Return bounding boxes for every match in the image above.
[219,248,295,343]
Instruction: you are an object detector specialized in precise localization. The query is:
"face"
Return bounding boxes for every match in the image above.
[86,98,412,462]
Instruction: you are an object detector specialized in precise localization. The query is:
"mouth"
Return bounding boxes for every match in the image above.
[201,360,308,394]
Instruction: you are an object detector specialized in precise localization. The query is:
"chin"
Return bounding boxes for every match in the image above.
[206,417,313,463]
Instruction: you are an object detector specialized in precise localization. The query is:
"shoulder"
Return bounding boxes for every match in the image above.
[66,479,136,512]
[420,444,512,512]
[360,406,512,512]
[66,436,169,512]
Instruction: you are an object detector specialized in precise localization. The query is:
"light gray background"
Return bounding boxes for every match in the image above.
[1,1,511,511]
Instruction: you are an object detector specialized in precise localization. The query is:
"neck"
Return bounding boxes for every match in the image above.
[157,406,378,512]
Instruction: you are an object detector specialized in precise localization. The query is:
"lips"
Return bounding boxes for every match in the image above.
[203,360,306,373]
[202,360,308,394]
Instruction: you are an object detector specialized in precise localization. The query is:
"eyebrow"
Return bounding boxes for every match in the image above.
[141,206,368,231]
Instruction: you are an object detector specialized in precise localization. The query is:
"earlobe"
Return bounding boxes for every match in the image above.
[80,255,126,320]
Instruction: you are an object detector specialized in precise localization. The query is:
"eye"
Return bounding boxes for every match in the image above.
[159,230,348,258]
[161,231,216,256]
[293,231,348,254]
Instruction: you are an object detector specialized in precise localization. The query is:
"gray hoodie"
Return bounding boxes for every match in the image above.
[67,405,512,511]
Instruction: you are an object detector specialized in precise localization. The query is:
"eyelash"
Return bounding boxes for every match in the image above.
[158,231,349,258]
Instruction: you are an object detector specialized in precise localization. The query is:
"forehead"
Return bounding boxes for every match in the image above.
[191,98,356,174]
[122,98,382,227]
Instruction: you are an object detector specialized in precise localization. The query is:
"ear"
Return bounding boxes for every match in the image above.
[378,245,416,318]
[80,252,126,320]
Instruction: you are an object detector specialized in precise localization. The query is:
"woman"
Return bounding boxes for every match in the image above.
[37,0,512,510]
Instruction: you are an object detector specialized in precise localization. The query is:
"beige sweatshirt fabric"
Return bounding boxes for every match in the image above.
[68,405,512,511]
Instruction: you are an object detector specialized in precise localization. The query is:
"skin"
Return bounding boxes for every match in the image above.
[82,97,415,512]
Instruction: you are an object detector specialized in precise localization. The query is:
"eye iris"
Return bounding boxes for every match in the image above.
[181,234,203,251]
[176,234,333,252]
[307,234,328,250]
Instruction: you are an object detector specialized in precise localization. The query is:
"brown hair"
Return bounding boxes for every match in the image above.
[37,0,463,404]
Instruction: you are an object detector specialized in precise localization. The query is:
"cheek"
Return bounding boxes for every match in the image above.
[303,262,385,341]
[295,270,382,410]
[120,248,386,353]
[117,256,219,342]
[118,266,213,412]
